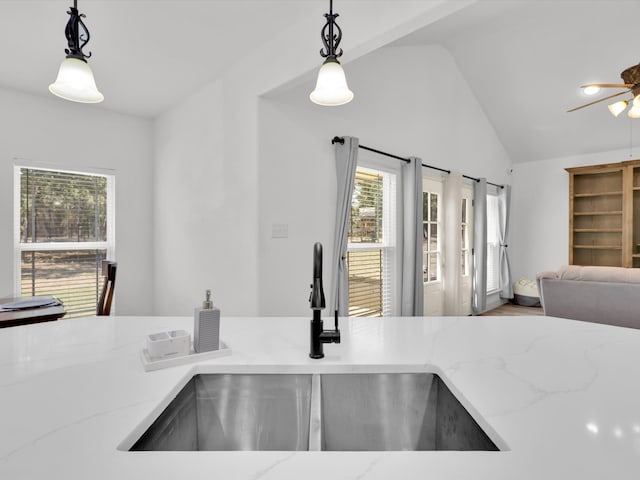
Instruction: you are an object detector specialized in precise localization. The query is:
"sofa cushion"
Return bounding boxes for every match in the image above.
[557,265,640,284]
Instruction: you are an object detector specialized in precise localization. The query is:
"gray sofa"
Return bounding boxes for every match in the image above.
[537,265,640,329]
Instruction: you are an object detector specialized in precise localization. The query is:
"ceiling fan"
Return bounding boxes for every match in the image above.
[568,63,640,117]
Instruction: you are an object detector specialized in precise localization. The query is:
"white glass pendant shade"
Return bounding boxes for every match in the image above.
[49,57,104,103]
[310,60,353,106]
[608,100,628,117]
[628,105,640,118]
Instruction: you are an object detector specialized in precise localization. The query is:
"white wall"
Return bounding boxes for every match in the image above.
[153,77,261,316]
[510,147,639,281]
[152,2,482,317]
[258,44,512,315]
[0,88,154,315]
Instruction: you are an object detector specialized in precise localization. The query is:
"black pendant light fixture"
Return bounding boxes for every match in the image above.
[49,0,104,103]
[310,0,353,106]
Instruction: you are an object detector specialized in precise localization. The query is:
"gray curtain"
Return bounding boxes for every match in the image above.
[401,157,424,316]
[443,171,462,315]
[498,185,513,299]
[471,178,487,314]
[331,136,359,317]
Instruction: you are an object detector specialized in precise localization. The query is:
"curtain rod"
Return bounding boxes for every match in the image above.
[331,136,504,189]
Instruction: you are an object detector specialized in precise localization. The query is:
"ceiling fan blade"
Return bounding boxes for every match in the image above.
[567,90,631,112]
[580,83,634,89]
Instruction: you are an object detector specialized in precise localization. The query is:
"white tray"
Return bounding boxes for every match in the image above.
[140,341,231,372]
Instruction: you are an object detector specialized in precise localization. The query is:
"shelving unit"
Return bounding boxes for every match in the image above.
[633,164,640,267]
[573,211,622,216]
[572,229,622,232]
[573,191,623,197]
[567,160,640,267]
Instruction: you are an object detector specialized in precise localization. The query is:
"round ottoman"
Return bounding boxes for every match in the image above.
[513,277,541,307]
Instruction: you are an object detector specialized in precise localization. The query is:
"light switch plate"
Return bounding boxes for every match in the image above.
[271,223,289,239]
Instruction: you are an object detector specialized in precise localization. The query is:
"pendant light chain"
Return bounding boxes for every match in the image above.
[319,0,343,64]
[65,0,92,61]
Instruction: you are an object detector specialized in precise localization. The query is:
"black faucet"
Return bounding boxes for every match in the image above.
[309,242,340,359]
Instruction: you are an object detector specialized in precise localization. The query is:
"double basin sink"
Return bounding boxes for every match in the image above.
[129,372,499,452]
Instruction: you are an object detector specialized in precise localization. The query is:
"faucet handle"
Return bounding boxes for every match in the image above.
[319,329,341,344]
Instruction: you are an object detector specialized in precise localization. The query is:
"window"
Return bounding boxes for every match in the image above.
[15,167,115,317]
[486,193,500,293]
[422,191,440,283]
[347,167,397,317]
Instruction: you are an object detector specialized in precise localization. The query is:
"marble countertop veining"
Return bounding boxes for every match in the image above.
[0,314,639,479]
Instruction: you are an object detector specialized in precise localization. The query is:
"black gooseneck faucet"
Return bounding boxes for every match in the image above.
[309,242,340,359]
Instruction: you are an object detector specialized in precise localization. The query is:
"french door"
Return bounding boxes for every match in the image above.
[459,183,474,315]
[422,176,474,316]
[423,177,443,315]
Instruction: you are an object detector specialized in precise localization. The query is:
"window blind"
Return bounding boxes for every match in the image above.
[20,169,107,243]
[21,250,106,317]
[347,167,396,317]
[349,168,384,245]
[17,168,114,318]
[347,250,383,317]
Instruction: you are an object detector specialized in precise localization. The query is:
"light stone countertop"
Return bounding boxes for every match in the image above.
[0,314,639,479]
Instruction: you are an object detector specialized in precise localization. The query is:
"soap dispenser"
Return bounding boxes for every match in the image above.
[194,290,220,353]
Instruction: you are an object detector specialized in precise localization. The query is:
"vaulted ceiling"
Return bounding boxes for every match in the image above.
[393,0,640,163]
[1,0,638,163]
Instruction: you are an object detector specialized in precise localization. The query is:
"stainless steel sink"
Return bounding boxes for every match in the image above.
[319,373,498,451]
[130,374,313,451]
[129,372,498,452]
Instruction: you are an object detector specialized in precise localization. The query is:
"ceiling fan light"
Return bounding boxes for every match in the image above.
[628,105,640,118]
[608,100,628,117]
[583,85,600,95]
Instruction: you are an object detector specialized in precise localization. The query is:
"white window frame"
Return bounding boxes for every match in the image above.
[422,182,441,285]
[347,156,400,317]
[13,163,116,303]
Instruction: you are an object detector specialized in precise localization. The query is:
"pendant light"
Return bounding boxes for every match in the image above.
[49,0,104,103]
[310,0,353,106]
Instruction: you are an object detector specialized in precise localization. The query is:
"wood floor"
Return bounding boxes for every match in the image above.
[480,303,544,316]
